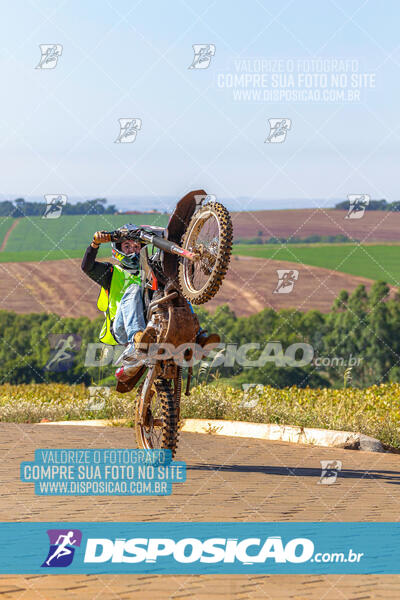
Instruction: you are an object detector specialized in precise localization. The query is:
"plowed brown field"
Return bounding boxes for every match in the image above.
[231,208,400,241]
[0,255,391,318]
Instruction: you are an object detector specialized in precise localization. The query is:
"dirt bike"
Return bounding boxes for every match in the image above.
[102,190,232,456]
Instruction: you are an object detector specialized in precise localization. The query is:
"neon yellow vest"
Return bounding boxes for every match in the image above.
[97,264,141,345]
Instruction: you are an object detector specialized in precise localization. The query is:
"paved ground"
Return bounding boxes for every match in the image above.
[0,423,399,599]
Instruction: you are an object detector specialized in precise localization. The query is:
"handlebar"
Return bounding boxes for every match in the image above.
[101,228,197,260]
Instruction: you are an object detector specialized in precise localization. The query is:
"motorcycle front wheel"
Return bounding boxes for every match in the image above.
[135,377,179,457]
[178,201,233,304]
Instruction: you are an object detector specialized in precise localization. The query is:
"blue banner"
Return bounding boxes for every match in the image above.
[20,449,186,496]
[0,522,399,574]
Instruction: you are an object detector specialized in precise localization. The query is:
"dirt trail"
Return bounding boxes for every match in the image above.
[0,218,20,251]
[0,257,102,317]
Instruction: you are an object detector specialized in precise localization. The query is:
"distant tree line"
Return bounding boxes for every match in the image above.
[334,198,400,211]
[197,280,400,389]
[0,198,117,217]
[1,281,399,389]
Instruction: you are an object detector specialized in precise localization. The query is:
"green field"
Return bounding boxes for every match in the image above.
[2,217,400,285]
[233,244,400,286]
[0,213,169,261]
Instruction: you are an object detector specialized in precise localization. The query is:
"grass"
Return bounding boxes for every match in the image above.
[0,383,135,423]
[0,213,169,261]
[233,243,400,286]
[0,247,113,262]
[2,382,400,449]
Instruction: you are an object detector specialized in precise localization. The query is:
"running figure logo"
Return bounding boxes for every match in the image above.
[241,383,265,409]
[35,44,63,69]
[87,385,110,411]
[188,44,216,69]
[45,334,81,372]
[115,118,142,143]
[42,529,82,567]
[265,119,291,143]
[274,269,299,294]
[345,194,370,219]
[318,460,342,485]
[42,194,67,219]
[194,193,217,205]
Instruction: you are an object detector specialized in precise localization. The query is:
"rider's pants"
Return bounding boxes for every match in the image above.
[112,284,147,345]
[113,284,198,345]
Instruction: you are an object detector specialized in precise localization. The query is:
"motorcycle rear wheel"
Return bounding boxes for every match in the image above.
[178,201,232,304]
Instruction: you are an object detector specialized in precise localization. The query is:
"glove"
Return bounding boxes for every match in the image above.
[92,231,111,245]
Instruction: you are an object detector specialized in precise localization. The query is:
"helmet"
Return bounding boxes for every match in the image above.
[111,223,141,272]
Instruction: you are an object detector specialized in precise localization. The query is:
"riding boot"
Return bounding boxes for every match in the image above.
[115,325,157,384]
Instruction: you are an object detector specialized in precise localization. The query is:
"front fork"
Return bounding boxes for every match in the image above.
[137,366,157,426]
[139,363,183,427]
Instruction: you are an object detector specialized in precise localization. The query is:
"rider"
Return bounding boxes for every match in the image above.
[81,227,219,357]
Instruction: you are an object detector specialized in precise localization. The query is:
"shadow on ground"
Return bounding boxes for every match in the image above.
[187,463,400,483]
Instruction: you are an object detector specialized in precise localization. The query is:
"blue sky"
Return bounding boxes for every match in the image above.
[0,0,399,211]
